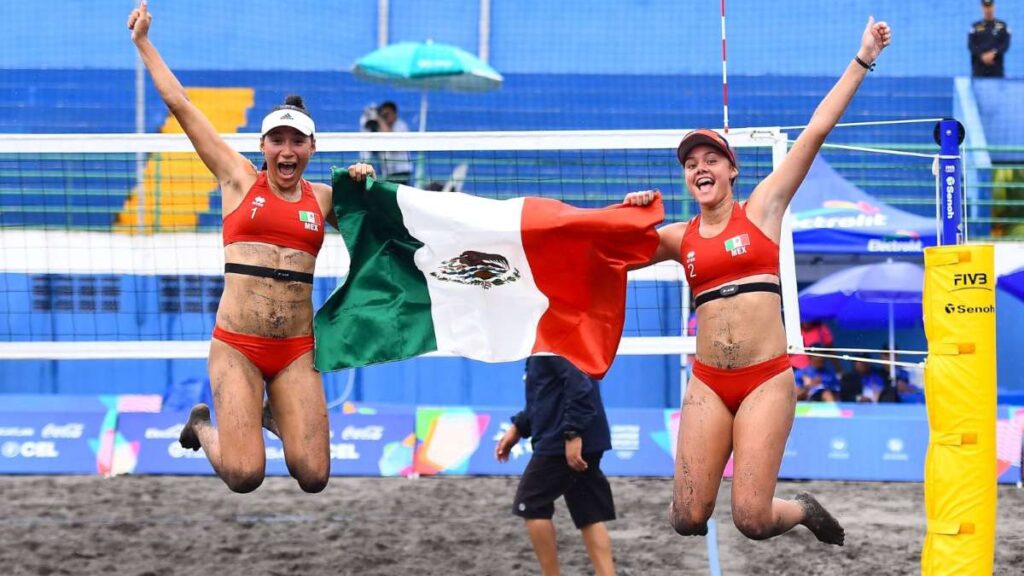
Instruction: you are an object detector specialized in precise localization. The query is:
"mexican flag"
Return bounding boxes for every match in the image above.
[313,170,663,379]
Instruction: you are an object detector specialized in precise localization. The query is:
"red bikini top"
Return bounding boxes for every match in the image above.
[222,172,325,257]
[680,201,779,295]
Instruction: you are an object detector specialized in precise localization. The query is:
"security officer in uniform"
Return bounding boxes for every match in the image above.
[969,0,1011,78]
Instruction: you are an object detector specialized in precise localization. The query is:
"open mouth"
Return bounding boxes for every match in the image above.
[696,176,714,192]
[278,162,298,177]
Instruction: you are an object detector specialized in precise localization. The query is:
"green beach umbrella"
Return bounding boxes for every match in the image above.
[353,40,504,131]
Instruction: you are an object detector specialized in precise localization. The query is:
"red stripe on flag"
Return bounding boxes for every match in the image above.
[521,197,663,379]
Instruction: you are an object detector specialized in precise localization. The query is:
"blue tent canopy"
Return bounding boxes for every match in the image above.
[791,156,937,254]
[998,266,1024,301]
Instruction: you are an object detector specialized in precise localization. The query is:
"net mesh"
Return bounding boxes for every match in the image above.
[0,129,787,358]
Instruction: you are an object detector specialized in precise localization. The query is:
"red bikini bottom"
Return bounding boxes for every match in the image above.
[692,354,792,414]
[212,325,314,381]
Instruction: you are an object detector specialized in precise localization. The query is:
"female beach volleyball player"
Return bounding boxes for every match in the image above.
[625,17,891,543]
[128,1,374,493]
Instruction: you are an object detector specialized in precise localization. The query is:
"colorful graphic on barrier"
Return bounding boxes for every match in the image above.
[651,409,678,460]
[98,395,163,476]
[0,394,161,475]
[415,407,491,475]
[419,407,679,477]
[997,405,1024,483]
[795,403,855,418]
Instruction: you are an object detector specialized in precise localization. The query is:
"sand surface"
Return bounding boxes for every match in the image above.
[0,475,1021,575]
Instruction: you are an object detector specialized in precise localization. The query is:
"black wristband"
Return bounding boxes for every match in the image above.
[563,429,580,441]
[854,55,875,71]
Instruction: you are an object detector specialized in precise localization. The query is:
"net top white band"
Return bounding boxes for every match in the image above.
[0,128,783,154]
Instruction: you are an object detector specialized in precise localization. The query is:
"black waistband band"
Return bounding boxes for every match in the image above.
[224,263,314,284]
[693,282,782,309]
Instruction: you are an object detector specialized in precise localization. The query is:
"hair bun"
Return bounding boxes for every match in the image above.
[284,94,305,109]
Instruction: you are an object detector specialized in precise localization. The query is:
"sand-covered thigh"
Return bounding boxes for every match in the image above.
[0,476,1020,575]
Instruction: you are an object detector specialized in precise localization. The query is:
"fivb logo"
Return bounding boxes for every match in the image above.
[952,272,991,291]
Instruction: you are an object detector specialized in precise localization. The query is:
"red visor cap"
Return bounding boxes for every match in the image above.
[676,129,738,170]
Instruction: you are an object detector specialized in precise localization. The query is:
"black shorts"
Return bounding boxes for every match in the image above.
[513,453,615,529]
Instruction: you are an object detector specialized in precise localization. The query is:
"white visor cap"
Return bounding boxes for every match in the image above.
[260,108,315,137]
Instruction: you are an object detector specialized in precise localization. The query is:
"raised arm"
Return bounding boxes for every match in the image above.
[127,2,252,190]
[749,17,892,223]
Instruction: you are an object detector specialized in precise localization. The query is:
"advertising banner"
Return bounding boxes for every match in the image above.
[782,416,929,482]
[414,407,679,477]
[117,409,415,477]
[411,404,945,482]
[0,411,106,474]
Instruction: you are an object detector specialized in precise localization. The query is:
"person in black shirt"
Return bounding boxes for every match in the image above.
[969,0,1011,77]
[839,358,899,403]
[495,356,615,576]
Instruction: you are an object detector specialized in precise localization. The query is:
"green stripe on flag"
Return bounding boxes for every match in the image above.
[313,170,437,371]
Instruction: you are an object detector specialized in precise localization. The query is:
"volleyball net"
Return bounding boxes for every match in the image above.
[0,128,796,362]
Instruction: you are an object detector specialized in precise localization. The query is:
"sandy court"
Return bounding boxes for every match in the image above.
[0,475,1020,575]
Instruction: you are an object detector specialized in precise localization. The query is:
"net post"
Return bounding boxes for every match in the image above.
[773,131,802,353]
[935,118,965,245]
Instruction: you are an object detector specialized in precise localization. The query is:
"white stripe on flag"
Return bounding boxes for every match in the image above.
[396,187,548,361]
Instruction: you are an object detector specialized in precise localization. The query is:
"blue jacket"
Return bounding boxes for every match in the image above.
[969,18,1011,77]
[511,356,611,456]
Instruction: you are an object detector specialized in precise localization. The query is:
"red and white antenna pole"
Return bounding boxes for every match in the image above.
[720,0,730,133]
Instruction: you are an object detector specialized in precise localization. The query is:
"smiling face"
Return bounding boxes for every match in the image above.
[682,143,738,206]
[260,126,315,191]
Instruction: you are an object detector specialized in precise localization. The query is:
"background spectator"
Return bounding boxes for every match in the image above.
[376,101,413,185]
[795,354,839,402]
[360,101,413,185]
[883,348,922,401]
[791,320,843,377]
[840,358,898,403]
[969,0,1011,78]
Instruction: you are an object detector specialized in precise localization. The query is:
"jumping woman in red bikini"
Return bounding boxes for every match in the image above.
[625,17,891,543]
[129,1,374,492]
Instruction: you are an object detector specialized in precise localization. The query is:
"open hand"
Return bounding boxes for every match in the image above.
[495,425,521,463]
[127,1,152,43]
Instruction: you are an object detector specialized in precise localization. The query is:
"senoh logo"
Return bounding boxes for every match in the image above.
[952,272,991,291]
[945,303,995,314]
[945,176,955,219]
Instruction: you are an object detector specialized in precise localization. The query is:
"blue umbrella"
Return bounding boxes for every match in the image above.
[353,40,504,132]
[799,260,924,379]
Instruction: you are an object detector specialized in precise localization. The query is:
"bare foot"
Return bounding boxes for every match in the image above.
[178,403,210,451]
[796,492,845,546]
[262,398,280,438]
